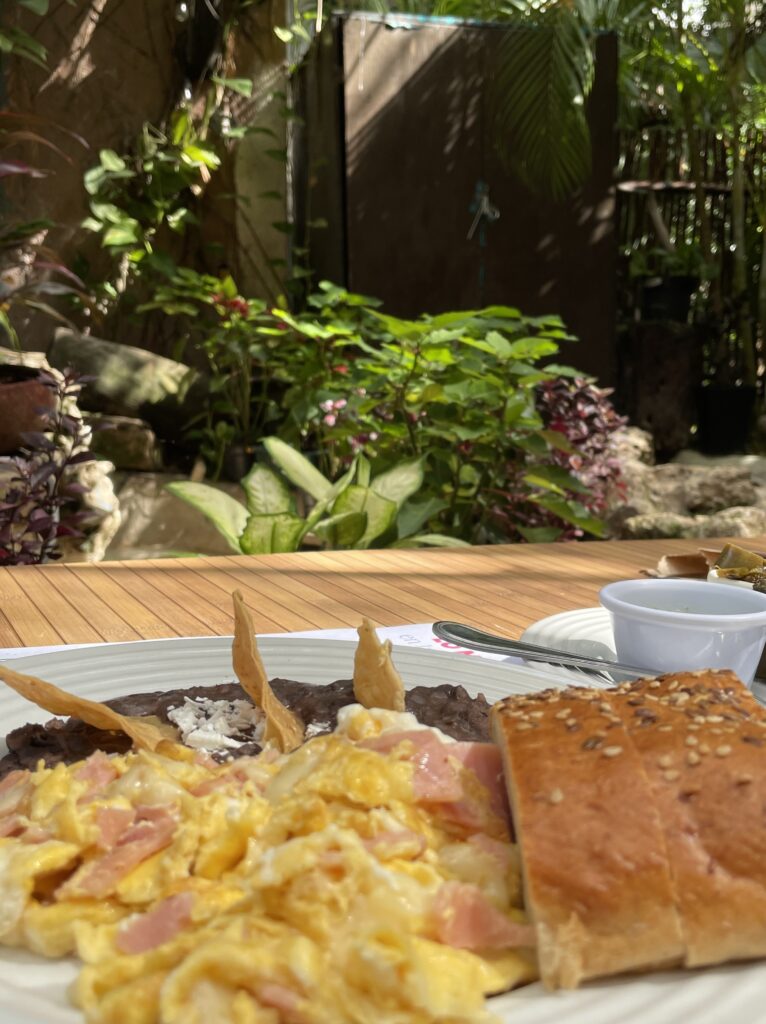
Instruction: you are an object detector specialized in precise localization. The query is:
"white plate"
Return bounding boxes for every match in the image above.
[0,636,764,1023]
[707,568,754,589]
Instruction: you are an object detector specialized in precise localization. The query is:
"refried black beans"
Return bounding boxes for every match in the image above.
[0,678,492,778]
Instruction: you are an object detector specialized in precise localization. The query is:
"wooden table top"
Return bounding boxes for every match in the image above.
[0,536,748,651]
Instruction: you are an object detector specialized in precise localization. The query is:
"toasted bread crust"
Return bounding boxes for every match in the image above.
[491,686,684,989]
[491,669,766,988]
[618,670,766,967]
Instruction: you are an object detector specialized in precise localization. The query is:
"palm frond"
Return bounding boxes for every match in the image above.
[489,7,594,199]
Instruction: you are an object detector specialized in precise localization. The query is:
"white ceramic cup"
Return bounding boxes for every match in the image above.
[599,577,766,685]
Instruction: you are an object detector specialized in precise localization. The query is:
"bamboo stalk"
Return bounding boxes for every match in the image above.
[728,0,755,386]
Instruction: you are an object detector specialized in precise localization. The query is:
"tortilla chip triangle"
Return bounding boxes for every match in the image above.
[0,663,170,751]
[231,590,304,752]
[353,619,406,712]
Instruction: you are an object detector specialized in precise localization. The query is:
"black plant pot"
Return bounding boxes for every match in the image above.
[696,384,758,455]
[639,275,699,323]
[221,443,256,483]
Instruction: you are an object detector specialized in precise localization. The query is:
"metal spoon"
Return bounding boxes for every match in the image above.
[432,620,660,680]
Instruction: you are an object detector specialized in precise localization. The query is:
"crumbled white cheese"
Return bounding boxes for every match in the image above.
[305,720,331,739]
[167,697,265,752]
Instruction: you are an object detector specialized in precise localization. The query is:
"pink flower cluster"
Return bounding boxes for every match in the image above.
[319,398,347,427]
[349,431,379,453]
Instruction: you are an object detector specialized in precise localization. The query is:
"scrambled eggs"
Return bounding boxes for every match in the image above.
[0,707,535,1023]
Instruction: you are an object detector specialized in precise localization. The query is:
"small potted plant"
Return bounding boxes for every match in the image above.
[696,306,759,455]
[629,242,706,323]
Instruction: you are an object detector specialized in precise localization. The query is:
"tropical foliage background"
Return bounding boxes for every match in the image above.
[1,0,765,561]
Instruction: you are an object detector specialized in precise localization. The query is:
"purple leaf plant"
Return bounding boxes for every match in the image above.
[0,369,95,565]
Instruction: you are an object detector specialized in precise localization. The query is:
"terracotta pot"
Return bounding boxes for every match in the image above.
[0,367,56,454]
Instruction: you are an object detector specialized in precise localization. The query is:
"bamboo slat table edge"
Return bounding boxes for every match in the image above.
[0,536,756,650]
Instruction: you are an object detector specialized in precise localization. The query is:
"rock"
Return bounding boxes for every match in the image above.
[606,462,687,535]
[87,414,162,471]
[608,447,764,539]
[48,329,205,441]
[612,426,655,468]
[616,505,766,542]
[684,466,758,514]
[57,459,122,563]
[0,346,48,370]
[701,506,766,538]
[673,449,766,488]
[619,512,702,540]
[104,472,245,560]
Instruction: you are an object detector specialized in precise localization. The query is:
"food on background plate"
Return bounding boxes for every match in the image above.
[641,548,722,579]
[713,543,766,590]
[642,542,766,585]
[492,668,766,989]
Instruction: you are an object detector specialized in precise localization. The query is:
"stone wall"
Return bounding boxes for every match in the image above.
[607,428,766,540]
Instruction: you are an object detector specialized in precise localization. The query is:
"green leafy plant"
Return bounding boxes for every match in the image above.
[80,119,221,296]
[166,436,466,553]
[141,268,361,476]
[0,110,91,349]
[152,275,618,544]
[628,243,709,282]
[287,283,609,544]
[0,0,74,68]
[626,1,766,385]
[78,2,291,321]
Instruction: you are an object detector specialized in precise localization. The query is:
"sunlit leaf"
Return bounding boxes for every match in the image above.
[211,75,254,97]
[99,149,126,172]
[165,482,247,552]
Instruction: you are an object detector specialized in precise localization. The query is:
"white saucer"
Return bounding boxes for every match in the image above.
[521,607,616,662]
[521,606,766,703]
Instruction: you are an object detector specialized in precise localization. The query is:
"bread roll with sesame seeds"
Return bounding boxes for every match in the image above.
[491,669,766,990]
[490,686,685,989]
[616,669,766,968]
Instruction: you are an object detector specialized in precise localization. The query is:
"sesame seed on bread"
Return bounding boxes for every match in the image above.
[490,670,766,989]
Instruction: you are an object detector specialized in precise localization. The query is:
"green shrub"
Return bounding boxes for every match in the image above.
[166,437,467,553]
[151,274,622,544]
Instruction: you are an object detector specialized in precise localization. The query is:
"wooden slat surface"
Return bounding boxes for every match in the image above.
[0,537,753,650]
